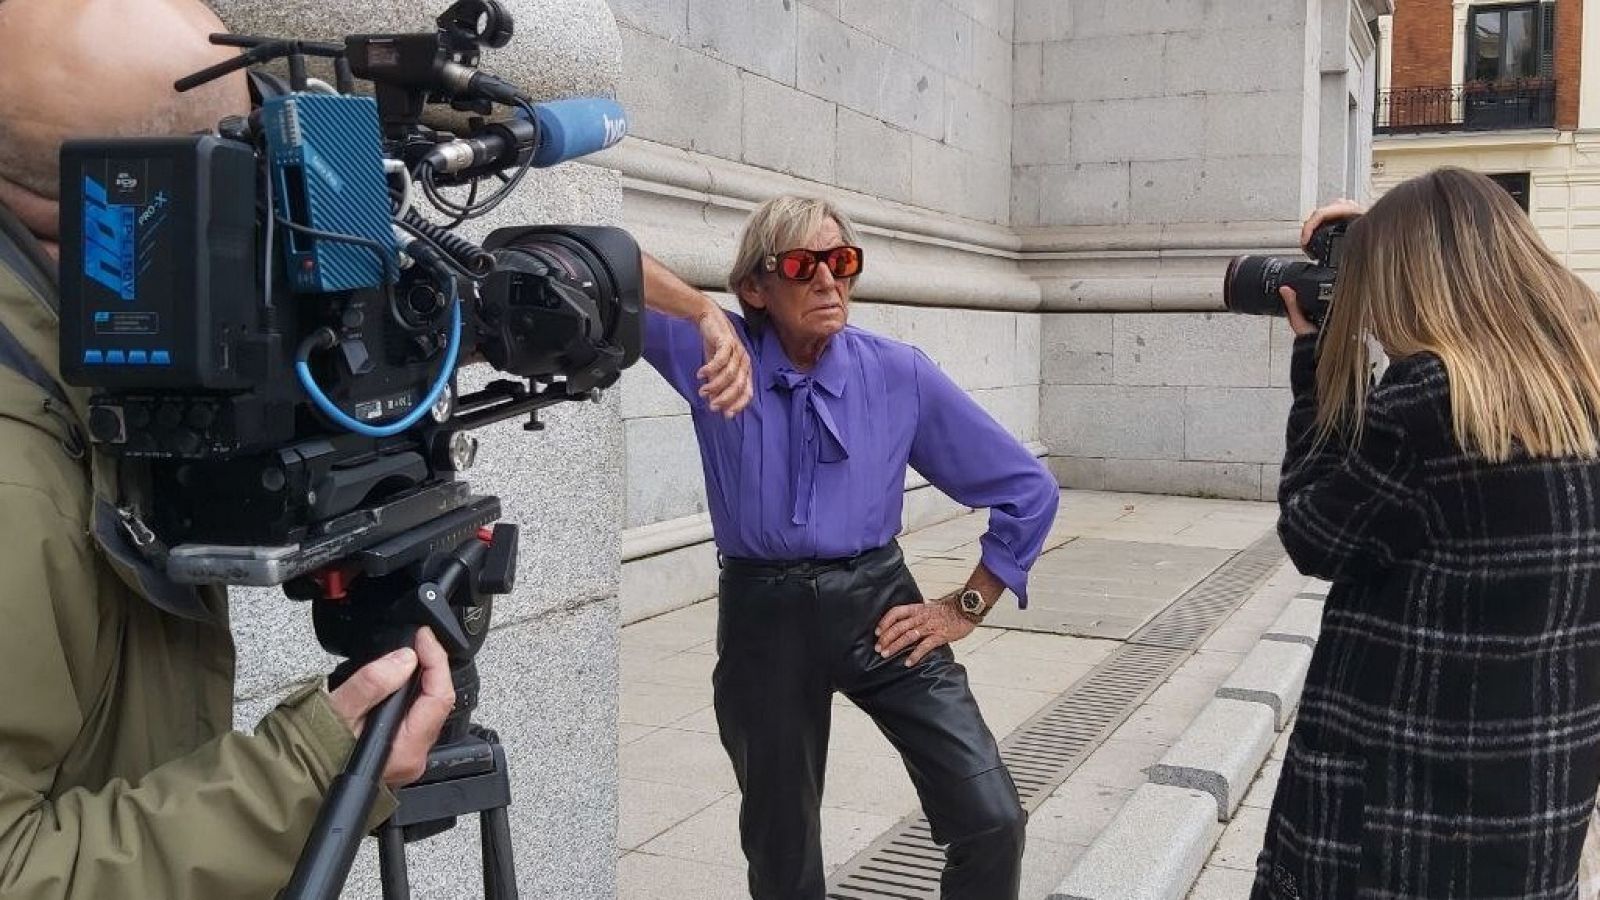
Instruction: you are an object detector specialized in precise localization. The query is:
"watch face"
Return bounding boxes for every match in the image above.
[960,590,984,614]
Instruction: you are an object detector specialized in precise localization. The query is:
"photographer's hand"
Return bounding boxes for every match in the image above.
[328,628,456,788]
[1301,199,1365,252]
[1279,287,1319,336]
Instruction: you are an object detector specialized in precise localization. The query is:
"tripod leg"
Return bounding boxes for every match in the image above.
[480,804,519,900]
[378,818,411,900]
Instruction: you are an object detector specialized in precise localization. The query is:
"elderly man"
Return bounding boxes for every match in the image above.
[641,195,1058,899]
[0,2,453,897]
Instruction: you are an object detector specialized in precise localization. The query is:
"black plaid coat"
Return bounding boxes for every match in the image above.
[1253,335,1600,900]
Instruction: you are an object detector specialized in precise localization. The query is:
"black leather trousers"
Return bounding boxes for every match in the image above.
[713,543,1026,900]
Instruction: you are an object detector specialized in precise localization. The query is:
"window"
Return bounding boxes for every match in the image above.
[1487,172,1532,211]
[1466,3,1551,83]
[1462,4,1556,129]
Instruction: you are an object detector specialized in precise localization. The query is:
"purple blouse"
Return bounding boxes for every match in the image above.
[643,309,1058,606]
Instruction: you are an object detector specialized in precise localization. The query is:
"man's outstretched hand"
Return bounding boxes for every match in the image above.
[640,252,754,417]
[328,627,456,789]
[695,301,753,417]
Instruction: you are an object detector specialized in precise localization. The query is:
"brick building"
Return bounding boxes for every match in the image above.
[1375,0,1600,286]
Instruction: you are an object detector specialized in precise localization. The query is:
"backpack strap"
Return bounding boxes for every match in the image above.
[0,203,72,409]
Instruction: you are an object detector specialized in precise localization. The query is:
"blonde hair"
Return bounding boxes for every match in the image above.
[727,195,862,330]
[1316,166,1600,461]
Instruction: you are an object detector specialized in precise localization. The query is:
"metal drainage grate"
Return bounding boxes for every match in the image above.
[825,533,1286,899]
[1131,534,1292,650]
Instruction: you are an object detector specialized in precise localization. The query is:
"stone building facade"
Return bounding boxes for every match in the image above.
[610,0,1392,624]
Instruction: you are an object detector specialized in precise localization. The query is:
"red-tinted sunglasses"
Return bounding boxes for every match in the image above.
[761,245,865,282]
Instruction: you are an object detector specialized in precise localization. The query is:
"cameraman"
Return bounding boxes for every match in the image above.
[1252,170,1600,898]
[0,1,454,897]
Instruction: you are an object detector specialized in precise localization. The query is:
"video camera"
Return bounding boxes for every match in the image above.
[56,0,641,588]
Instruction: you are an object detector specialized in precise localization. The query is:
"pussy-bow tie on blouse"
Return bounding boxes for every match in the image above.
[770,368,850,525]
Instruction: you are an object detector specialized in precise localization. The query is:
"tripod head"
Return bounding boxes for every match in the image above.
[293,499,510,652]
[289,495,514,729]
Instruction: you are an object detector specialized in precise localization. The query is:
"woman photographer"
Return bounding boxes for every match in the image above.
[1253,167,1600,899]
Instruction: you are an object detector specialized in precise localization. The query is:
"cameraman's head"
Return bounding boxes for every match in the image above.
[1318,166,1600,460]
[0,0,247,259]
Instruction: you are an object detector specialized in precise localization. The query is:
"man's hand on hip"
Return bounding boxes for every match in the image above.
[875,599,976,667]
[695,301,753,417]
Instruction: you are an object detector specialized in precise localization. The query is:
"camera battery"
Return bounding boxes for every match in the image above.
[59,135,258,391]
[262,93,397,294]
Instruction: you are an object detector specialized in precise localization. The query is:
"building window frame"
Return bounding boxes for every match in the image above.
[1487,172,1532,211]
[1464,1,1552,84]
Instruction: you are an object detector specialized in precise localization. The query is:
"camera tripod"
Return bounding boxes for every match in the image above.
[278,493,521,900]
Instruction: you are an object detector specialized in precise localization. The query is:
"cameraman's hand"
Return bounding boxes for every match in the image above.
[328,628,455,788]
[1301,199,1365,253]
[695,300,753,417]
[1278,286,1319,336]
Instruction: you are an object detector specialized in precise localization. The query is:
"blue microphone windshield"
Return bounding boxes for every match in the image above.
[523,98,630,168]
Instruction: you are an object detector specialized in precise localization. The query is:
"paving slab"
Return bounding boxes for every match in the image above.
[985,539,1233,638]
[1206,804,1271,871]
[618,779,728,851]
[1186,865,1258,899]
[617,851,748,900]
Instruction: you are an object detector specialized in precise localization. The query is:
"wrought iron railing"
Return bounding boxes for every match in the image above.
[1376,80,1557,134]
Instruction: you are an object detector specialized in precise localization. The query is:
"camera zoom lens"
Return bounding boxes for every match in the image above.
[1224,255,1288,317]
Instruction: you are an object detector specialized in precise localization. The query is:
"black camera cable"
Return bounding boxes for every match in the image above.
[271,216,460,437]
[416,98,540,222]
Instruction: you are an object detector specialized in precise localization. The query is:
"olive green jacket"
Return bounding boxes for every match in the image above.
[0,209,367,899]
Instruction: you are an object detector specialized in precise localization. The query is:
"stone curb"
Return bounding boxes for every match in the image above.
[1215,639,1312,731]
[1047,784,1223,900]
[1260,596,1325,649]
[1147,698,1277,823]
[1050,575,1322,900]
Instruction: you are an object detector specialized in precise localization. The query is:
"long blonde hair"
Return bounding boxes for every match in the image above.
[1317,167,1600,461]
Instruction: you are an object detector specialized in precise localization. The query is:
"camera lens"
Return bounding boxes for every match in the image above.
[476,225,643,387]
[497,235,621,333]
[1224,255,1289,317]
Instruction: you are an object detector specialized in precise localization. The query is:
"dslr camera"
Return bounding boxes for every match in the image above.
[1223,218,1355,328]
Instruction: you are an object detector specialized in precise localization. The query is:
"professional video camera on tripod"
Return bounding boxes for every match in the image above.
[54,2,641,897]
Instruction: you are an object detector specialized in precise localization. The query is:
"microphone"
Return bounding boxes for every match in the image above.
[522,97,629,167]
[418,97,629,175]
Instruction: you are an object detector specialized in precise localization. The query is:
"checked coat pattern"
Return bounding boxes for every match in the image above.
[1252,335,1600,900]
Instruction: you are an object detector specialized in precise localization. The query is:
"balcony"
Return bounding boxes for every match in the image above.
[1375,80,1557,134]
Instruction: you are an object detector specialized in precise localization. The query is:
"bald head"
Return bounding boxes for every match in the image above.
[0,0,247,247]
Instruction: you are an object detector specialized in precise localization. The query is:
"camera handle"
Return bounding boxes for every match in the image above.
[280,676,418,900]
[280,516,521,900]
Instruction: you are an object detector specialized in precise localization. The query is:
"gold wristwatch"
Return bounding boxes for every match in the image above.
[955,588,988,624]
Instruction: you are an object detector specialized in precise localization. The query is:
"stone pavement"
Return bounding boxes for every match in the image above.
[617,489,1297,899]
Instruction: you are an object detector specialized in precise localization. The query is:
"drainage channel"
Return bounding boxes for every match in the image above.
[824,532,1287,899]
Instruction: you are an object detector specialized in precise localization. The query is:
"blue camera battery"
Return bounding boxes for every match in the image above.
[261,93,396,293]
